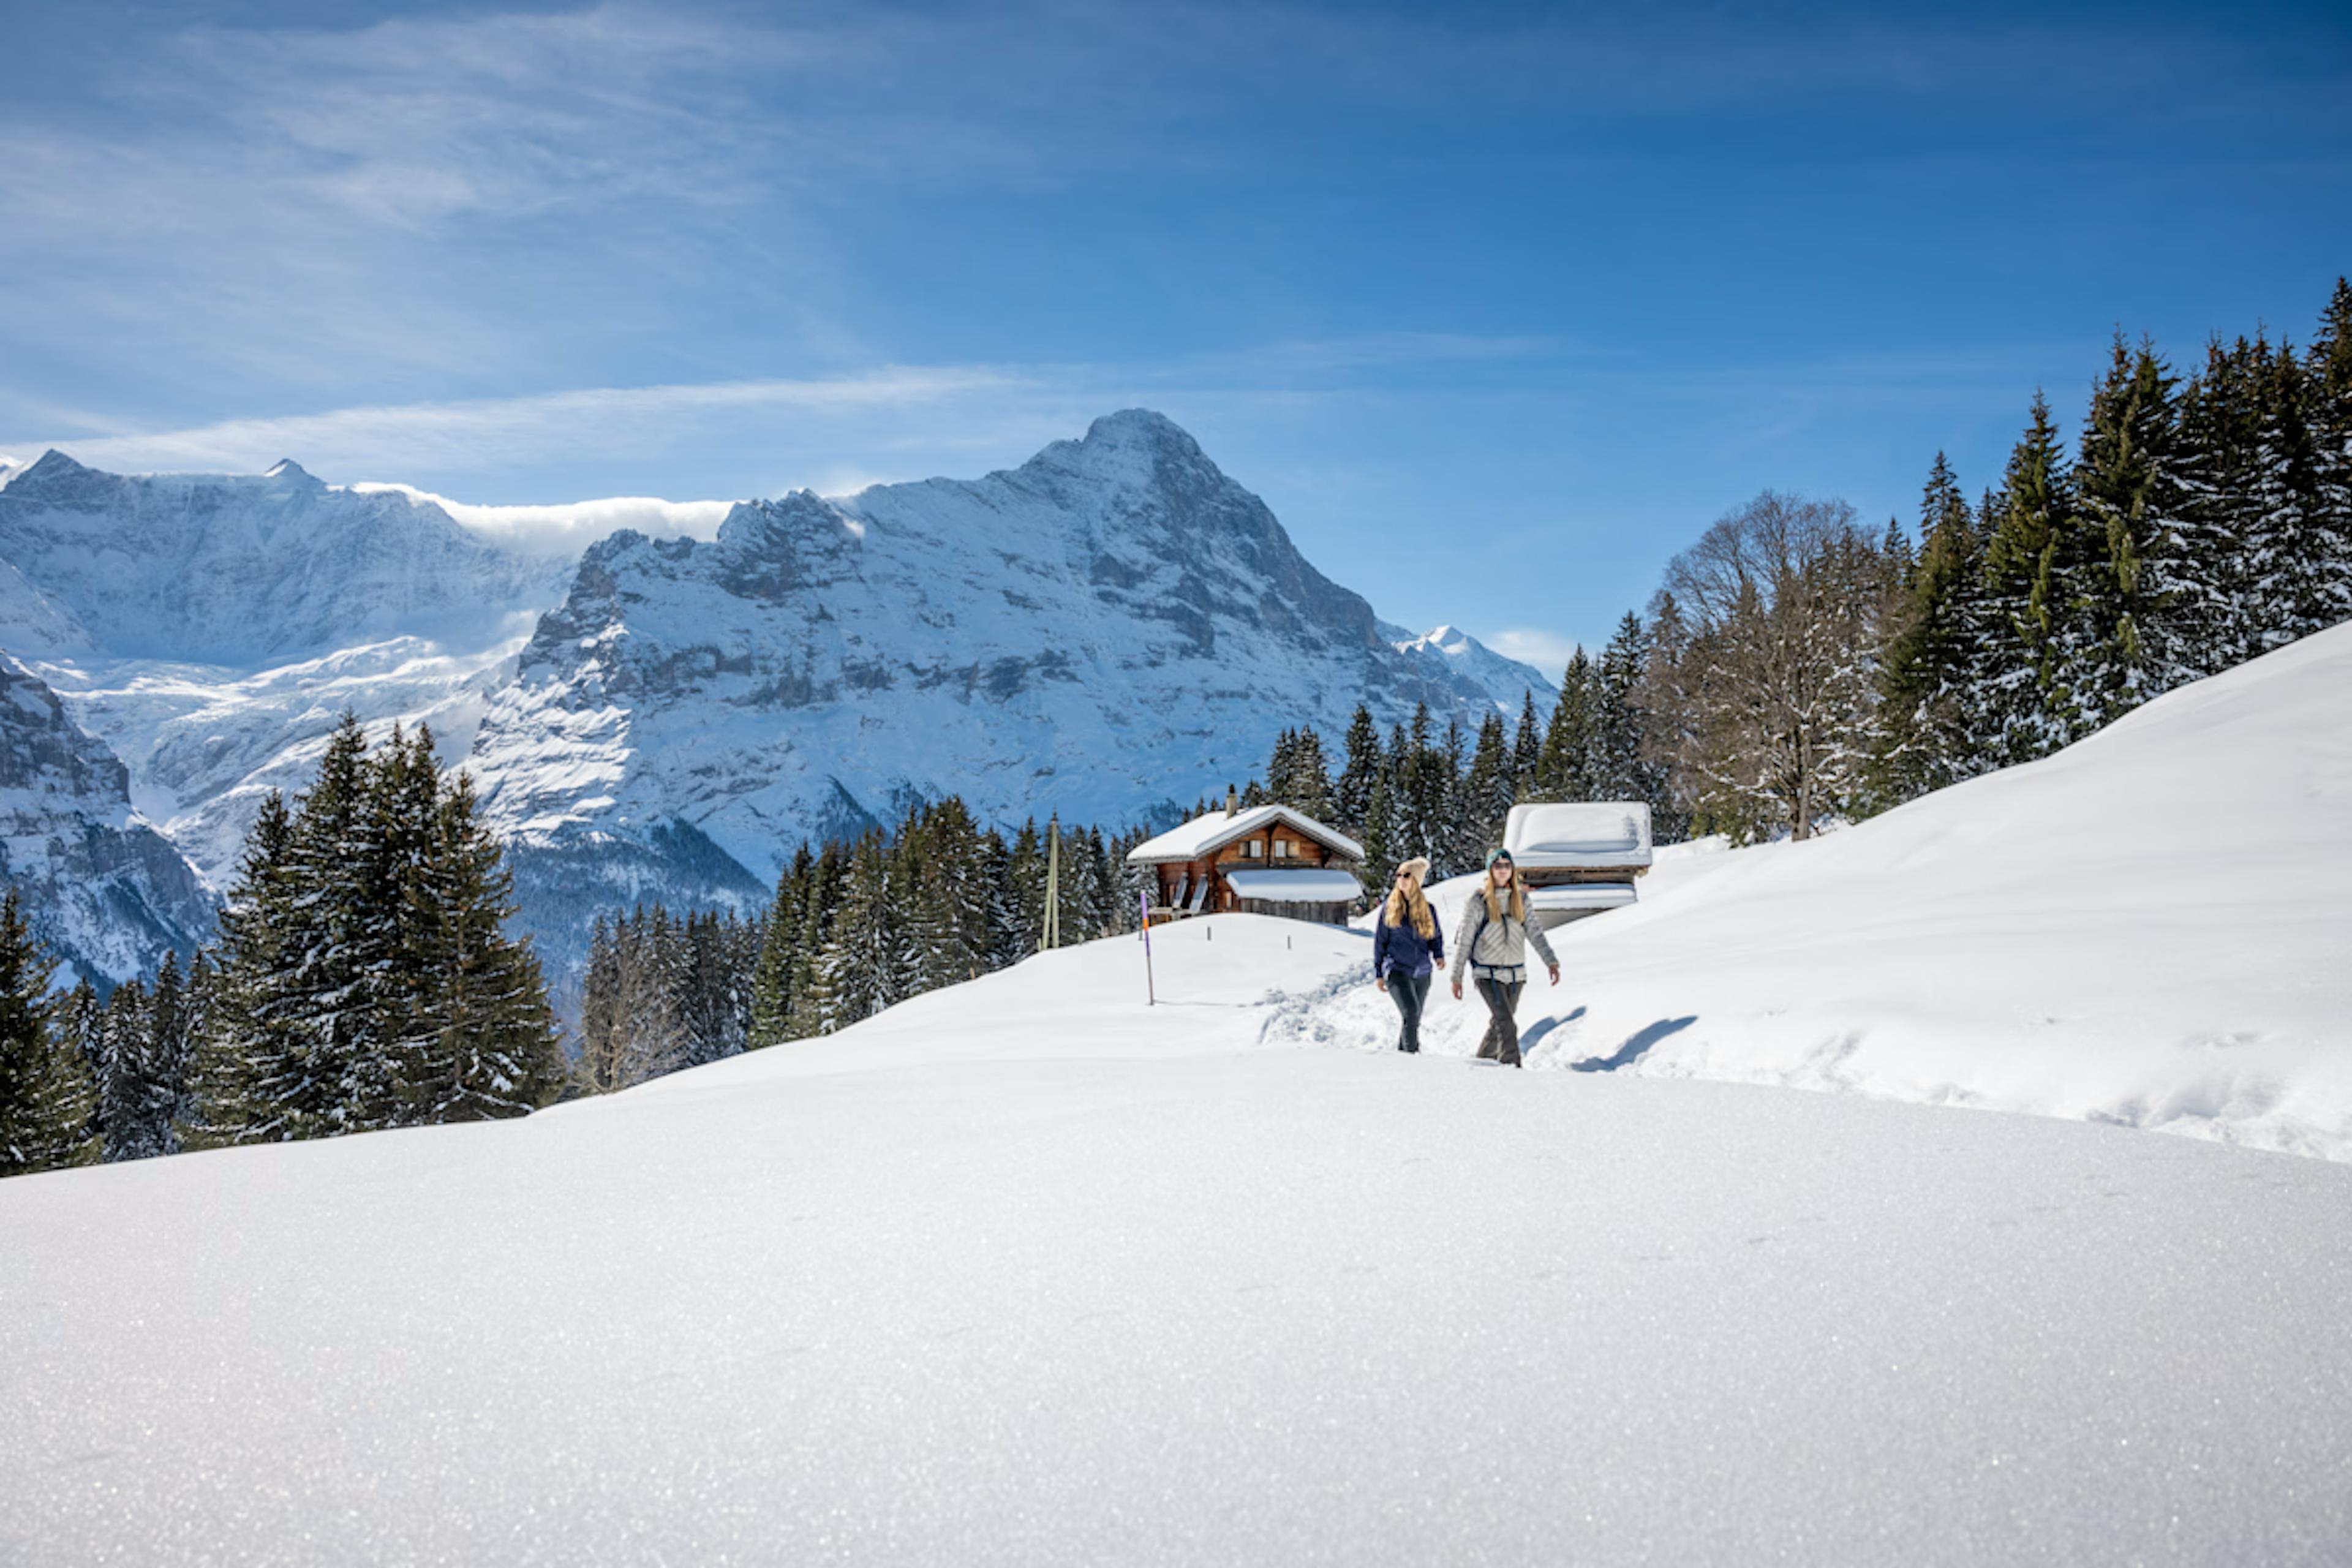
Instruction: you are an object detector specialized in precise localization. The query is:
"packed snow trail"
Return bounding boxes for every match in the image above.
[1297,621,2352,1161]
[6,916,2351,1566]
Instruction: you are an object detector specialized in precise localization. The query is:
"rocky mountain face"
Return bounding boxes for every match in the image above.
[467,411,1549,960]
[1,412,1548,981]
[0,451,563,900]
[0,451,556,662]
[0,657,216,986]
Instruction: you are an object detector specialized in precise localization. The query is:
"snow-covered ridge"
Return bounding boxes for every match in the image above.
[466,410,1551,966]
[0,413,1547,976]
[0,655,215,984]
[1292,618,2352,1161]
[1381,617,1556,705]
[0,450,564,663]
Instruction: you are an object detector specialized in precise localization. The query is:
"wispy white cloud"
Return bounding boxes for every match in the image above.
[349,483,737,556]
[1482,628,1586,676]
[22,366,1028,479]
[4,329,1572,490]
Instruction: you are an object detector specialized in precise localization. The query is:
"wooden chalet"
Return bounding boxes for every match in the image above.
[1503,802,1654,930]
[1128,790,1365,925]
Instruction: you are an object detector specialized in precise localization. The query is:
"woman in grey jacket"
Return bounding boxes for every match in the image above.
[1448,848,1559,1067]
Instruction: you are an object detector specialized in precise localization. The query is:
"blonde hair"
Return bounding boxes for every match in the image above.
[1384,881,1436,939]
[1479,871,1527,925]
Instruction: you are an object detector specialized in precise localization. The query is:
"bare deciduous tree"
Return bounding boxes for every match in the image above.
[1653,492,1901,841]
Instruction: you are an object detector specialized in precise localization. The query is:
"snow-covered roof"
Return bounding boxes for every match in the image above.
[1527,883,1638,910]
[1127,805,1365,865]
[1504,802,1653,868]
[1222,868,1364,903]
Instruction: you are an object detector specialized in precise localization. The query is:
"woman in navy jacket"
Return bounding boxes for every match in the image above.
[1373,856,1444,1054]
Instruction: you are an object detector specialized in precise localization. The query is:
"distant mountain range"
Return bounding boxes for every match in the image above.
[0,411,1550,981]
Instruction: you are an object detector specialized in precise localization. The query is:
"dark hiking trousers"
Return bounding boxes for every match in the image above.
[1386,972,1431,1053]
[1474,976,1525,1067]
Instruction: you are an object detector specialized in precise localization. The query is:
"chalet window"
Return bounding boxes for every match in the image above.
[1241,841,1265,858]
[1273,840,1295,859]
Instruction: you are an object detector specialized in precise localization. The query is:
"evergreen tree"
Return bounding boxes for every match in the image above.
[2309,278,2352,624]
[747,845,812,1048]
[1334,705,1384,835]
[1264,729,1297,808]
[394,768,563,1120]
[98,977,173,1163]
[677,913,729,1067]
[1460,712,1513,860]
[815,831,893,1030]
[1284,726,1336,821]
[577,905,685,1092]
[186,792,295,1145]
[334,720,437,1129]
[1631,591,1697,843]
[2247,337,2329,644]
[1001,820,1046,966]
[267,714,384,1137]
[55,979,104,1108]
[1356,774,1399,900]
[1983,393,2097,761]
[146,952,194,1156]
[916,799,994,984]
[0,889,95,1177]
[1589,614,1652,802]
[1537,649,1596,799]
[2073,337,2194,723]
[1873,453,1995,805]
[1392,704,1449,868]
[786,841,848,1036]
[1510,690,1544,799]
[2174,336,2266,671]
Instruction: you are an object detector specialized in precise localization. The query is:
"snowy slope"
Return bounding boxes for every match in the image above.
[1294,621,2352,1159]
[0,656,214,984]
[4,915,2349,1564]
[467,410,1551,960]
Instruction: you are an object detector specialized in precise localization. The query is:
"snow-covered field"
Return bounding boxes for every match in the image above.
[6,907,2352,1563]
[6,627,2351,1563]
[1298,620,2352,1161]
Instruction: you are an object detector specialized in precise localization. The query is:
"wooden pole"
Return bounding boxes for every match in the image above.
[1041,813,1061,951]
[1139,888,1155,1005]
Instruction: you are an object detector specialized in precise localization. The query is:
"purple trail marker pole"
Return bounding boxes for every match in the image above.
[1140,888,1156,1006]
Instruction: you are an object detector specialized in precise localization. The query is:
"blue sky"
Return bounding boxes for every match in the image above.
[2,0,2347,669]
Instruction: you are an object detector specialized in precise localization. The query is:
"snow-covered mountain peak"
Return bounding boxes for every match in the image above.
[263,457,320,486]
[1004,407,1226,502]
[7,448,97,497]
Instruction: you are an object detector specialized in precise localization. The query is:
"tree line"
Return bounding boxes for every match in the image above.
[1241,279,2352,859]
[576,801,1154,1093]
[7,283,2346,1169]
[0,716,562,1178]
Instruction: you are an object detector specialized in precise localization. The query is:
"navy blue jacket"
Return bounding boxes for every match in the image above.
[1373,902,1446,979]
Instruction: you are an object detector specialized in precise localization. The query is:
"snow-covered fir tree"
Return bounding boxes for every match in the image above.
[189,718,559,1140]
[0,889,96,1177]
[1333,706,1384,836]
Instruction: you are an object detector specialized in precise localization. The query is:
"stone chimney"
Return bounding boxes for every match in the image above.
[1226,784,1238,817]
